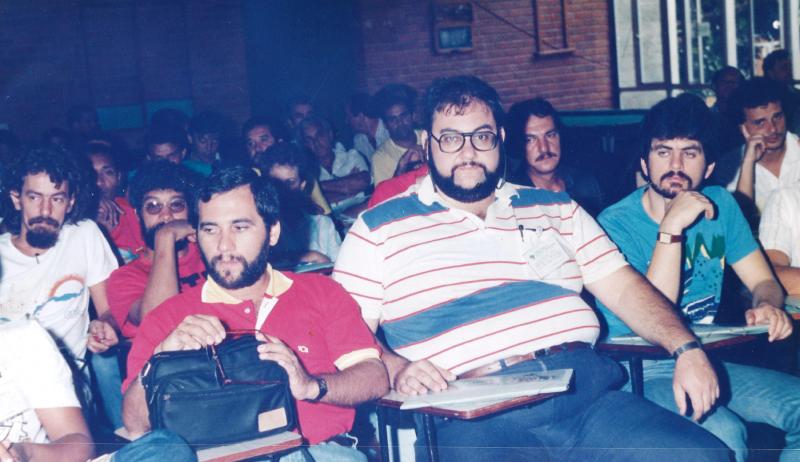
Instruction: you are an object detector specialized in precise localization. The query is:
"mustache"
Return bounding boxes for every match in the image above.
[28,216,60,227]
[210,254,247,266]
[451,161,488,175]
[660,171,692,183]
[535,152,558,162]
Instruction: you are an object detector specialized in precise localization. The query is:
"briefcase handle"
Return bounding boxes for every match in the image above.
[207,330,282,387]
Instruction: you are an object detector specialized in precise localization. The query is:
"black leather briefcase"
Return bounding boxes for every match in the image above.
[141,334,298,446]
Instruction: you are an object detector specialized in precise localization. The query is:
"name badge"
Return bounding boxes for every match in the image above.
[523,232,571,278]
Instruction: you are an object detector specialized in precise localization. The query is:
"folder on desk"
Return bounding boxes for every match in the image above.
[609,324,769,346]
[385,368,573,410]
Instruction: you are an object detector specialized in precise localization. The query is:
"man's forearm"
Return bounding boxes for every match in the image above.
[15,433,94,462]
[773,265,800,295]
[736,160,755,200]
[318,359,389,406]
[591,266,695,353]
[122,379,152,438]
[751,279,785,308]
[131,247,180,325]
[320,172,370,196]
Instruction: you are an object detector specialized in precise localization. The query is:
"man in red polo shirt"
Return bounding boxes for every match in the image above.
[121,167,388,461]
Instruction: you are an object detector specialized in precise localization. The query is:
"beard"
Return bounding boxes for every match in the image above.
[650,170,694,199]
[25,217,60,249]
[429,158,501,203]
[200,238,271,290]
[142,220,189,253]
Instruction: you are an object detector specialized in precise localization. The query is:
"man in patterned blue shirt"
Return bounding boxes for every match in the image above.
[597,93,799,462]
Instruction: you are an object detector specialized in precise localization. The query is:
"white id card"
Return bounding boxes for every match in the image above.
[523,233,571,278]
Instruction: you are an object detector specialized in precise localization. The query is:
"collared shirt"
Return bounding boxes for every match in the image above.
[123,268,380,444]
[371,130,425,185]
[334,175,627,375]
[760,185,800,267]
[726,132,800,211]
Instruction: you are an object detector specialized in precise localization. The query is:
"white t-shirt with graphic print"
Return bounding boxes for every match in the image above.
[0,220,118,361]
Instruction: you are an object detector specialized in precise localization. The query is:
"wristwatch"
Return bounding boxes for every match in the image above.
[672,340,702,359]
[308,377,328,402]
[656,231,683,244]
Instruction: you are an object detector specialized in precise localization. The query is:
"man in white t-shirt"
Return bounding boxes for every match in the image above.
[297,116,371,211]
[760,185,800,294]
[0,319,93,461]
[724,78,800,211]
[0,147,119,363]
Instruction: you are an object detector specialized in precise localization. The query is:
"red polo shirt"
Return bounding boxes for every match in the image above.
[107,242,207,339]
[110,197,145,257]
[123,270,380,444]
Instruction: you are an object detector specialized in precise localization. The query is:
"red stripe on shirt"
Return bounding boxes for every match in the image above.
[420,307,593,360]
[350,291,383,301]
[384,277,528,305]
[332,269,382,285]
[443,324,599,371]
[385,228,479,260]
[576,234,606,253]
[370,209,449,232]
[385,260,525,289]
[582,248,618,266]
[384,217,468,242]
[348,231,380,246]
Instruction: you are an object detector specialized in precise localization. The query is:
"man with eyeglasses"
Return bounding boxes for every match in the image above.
[108,160,206,343]
[371,83,426,185]
[334,76,730,461]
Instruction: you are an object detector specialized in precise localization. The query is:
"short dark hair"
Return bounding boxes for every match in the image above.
[374,84,418,119]
[242,116,287,141]
[145,127,187,152]
[711,66,743,86]
[729,77,785,125]
[2,146,95,232]
[254,142,314,190]
[347,93,378,118]
[423,75,505,132]
[763,49,790,75]
[194,166,280,230]
[189,111,224,136]
[639,93,720,164]
[504,98,561,157]
[128,160,199,211]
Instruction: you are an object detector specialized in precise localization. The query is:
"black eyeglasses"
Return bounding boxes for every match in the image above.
[143,198,187,215]
[430,131,499,153]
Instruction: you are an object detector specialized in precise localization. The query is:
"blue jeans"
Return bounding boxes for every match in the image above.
[640,359,800,462]
[91,350,124,429]
[111,430,195,462]
[417,349,731,462]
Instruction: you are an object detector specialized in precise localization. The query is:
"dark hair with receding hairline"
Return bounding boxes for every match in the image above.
[728,77,785,125]
[423,75,505,132]
[194,166,280,231]
[2,146,95,233]
[639,93,720,165]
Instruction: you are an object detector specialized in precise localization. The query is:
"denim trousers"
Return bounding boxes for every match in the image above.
[416,348,732,462]
[640,359,800,462]
[111,430,196,462]
[278,441,366,462]
[91,350,125,429]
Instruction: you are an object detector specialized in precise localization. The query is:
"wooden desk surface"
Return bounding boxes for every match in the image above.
[196,431,304,462]
[378,392,561,420]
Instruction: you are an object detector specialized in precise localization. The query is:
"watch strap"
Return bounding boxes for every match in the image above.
[657,232,683,244]
[309,377,328,402]
[672,340,702,359]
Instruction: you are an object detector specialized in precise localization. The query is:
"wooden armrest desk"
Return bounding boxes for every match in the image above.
[375,392,562,462]
[597,334,761,397]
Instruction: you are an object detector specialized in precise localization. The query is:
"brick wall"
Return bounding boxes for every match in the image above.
[0,0,250,144]
[354,0,613,110]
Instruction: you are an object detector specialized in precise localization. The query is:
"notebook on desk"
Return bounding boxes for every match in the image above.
[383,369,573,411]
[608,324,769,346]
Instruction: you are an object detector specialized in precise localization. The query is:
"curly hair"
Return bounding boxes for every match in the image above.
[2,146,95,233]
[128,160,200,212]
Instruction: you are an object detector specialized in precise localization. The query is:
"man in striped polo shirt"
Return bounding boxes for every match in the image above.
[334,76,730,461]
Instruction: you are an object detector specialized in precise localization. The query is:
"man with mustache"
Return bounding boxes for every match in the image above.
[506,98,604,216]
[334,76,729,461]
[723,78,800,212]
[0,147,119,369]
[371,83,426,185]
[597,94,799,462]
[121,167,388,461]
